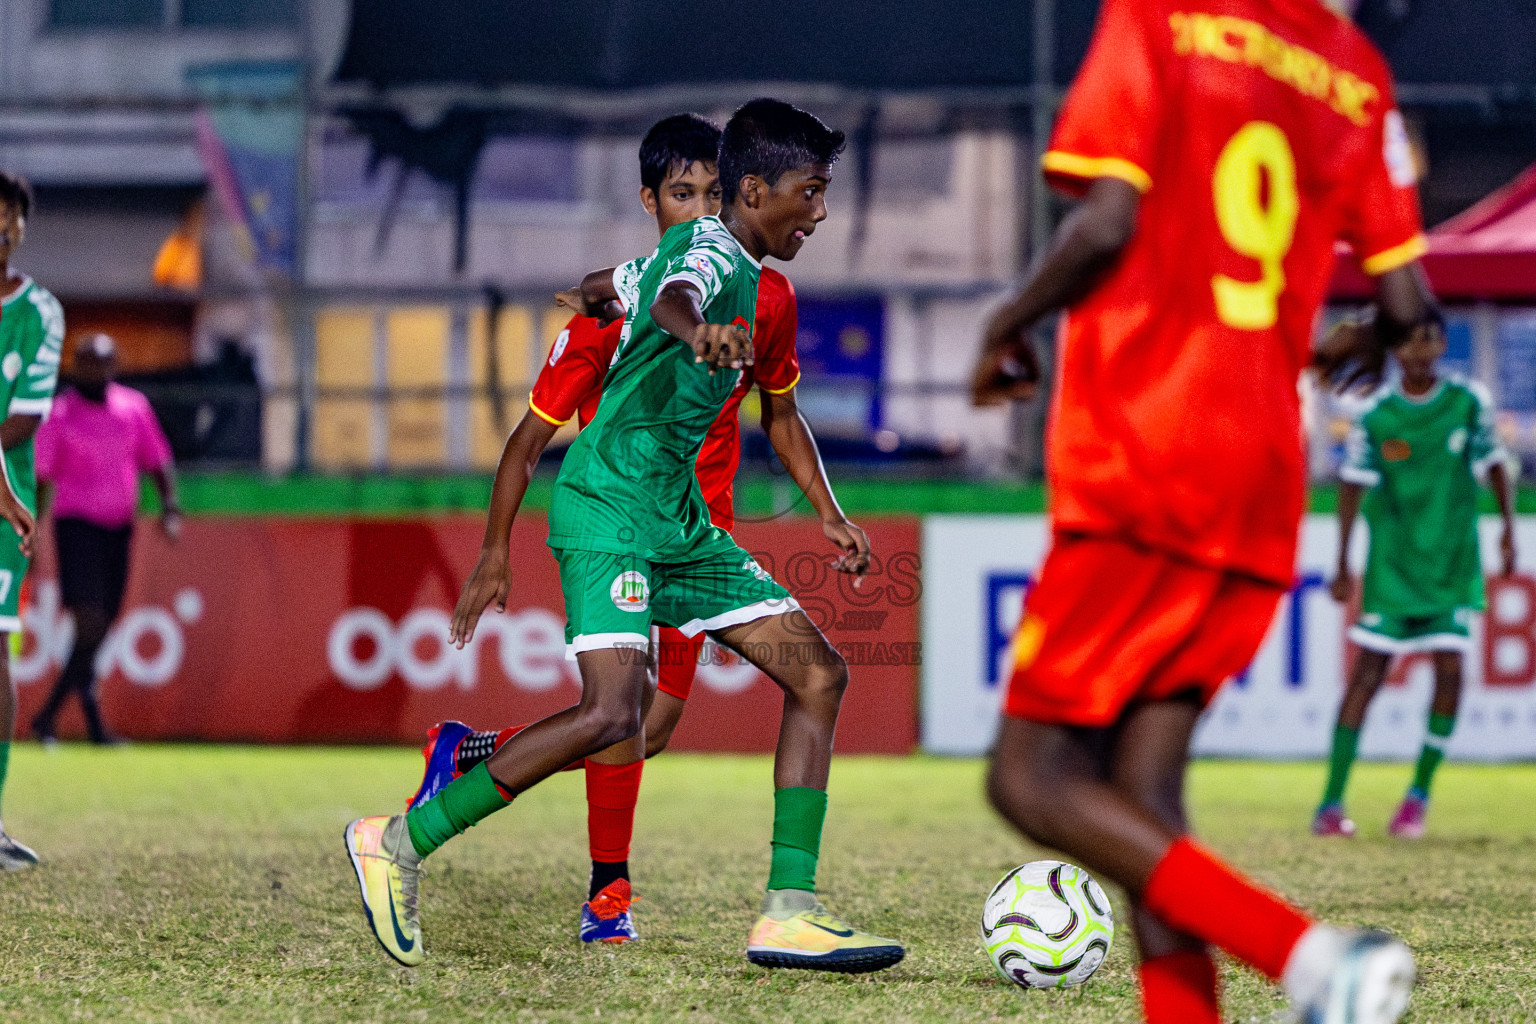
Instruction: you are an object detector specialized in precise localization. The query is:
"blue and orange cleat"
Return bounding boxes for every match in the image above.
[580,879,640,944]
[407,721,472,811]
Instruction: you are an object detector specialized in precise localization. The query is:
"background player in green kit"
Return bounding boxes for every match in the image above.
[345,99,905,974]
[1314,313,1516,840]
[0,171,62,870]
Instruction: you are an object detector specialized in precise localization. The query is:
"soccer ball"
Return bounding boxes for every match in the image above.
[981,860,1115,989]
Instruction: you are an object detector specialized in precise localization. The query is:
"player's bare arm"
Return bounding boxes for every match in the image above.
[557,267,625,325]
[0,459,33,557]
[450,411,561,647]
[650,280,752,372]
[1487,461,1517,576]
[1330,482,1366,602]
[971,176,1140,406]
[760,387,870,576]
[0,413,41,451]
[150,465,182,542]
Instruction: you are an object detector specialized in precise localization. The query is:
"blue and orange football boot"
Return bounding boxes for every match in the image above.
[407,721,473,811]
[579,879,640,944]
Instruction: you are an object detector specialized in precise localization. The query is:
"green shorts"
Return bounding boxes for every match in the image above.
[0,520,28,632]
[555,545,797,656]
[1350,607,1474,654]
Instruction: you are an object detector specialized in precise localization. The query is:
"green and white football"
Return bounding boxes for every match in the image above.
[981,860,1114,989]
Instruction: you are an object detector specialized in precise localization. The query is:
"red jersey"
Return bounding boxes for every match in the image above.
[1042,0,1424,586]
[528,266,801,532]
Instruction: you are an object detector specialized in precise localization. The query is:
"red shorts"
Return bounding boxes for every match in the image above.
[656,627,706,700]
[1004,534,1284,728]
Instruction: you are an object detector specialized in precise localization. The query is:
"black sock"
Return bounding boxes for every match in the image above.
[589,860,629,899]
[455,730,502,773]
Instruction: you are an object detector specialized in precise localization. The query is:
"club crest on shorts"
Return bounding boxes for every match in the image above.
[610,571,650,612]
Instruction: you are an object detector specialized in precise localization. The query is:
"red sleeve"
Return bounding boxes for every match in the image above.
[1340,66,1427,276]
[751,270,801,395]
[528,316,615,426]
[1042,0,1161,197]
[133,390,173,472]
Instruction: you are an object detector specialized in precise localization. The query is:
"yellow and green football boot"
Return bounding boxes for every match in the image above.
[746,890,905,973]
[344,815,425,966]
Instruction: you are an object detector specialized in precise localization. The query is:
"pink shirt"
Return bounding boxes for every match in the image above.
[36,383,173,529]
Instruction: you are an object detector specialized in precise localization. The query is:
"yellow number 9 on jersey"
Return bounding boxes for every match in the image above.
[1211,121,1299,331]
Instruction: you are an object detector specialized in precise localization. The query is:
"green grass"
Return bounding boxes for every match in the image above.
[1,748,1533,1022]
[156,471,1536,519]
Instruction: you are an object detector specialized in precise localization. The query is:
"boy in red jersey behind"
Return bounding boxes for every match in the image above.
[973,0,1432,1021]
[408,114,856,946]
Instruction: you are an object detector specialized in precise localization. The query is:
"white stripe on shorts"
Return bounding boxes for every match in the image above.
[678,596,801,638]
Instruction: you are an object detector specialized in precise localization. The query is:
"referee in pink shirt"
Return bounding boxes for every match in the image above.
[30,334,179,744]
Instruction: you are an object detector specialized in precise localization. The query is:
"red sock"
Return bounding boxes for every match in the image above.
[1140,950,1220,1024]
[1142,837,1311,981]
[585,760,644,863]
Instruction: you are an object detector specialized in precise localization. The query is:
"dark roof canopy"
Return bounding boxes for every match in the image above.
[334,0,1536,95]
[335,1,1039,92]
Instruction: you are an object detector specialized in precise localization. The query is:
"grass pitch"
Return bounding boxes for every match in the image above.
[1,747,1533,1023]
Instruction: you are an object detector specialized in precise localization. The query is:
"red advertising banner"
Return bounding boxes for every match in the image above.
[14,515,920,753]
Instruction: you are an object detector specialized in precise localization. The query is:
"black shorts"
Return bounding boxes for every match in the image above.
[55,518,133,620]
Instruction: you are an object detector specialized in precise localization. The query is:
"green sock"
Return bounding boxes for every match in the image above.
[1321,724,1360,808]
[0,740,9,817]
[1410,713,1456,797]
[403,762,511,858]
[767,787,827,892]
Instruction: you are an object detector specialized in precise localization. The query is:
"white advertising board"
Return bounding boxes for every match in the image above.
[921,514,1536,760]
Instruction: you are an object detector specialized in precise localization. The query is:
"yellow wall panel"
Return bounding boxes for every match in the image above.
[470,303,539,468]
[313,308,375,469]
[385,307,450,468]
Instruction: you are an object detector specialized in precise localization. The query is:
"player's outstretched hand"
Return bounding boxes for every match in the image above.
[1328,570,1355,604]
[450,549,513,648]
[0,489,32,558]
[160,509,183,543]
[1314,315,1388,393]
[824,517,871,579]
[971,307,1041,406]
[1501,525,1517,578]
[691,322,753,374]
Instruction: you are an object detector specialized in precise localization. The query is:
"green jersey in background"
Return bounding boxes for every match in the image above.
[0,277,63,511]
[1340,377,1506,618]
[550,215,761,560]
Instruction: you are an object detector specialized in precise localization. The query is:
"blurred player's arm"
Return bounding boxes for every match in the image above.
[1315,268,1435,391]
[1329,483,1365,603]
[450,411,561,647]
[1487,460,1517,577]
[760,388,869,576]
[0,444,32,555]
[555,268,625,326]
[0,413,41,451]
[971,177,1140,405]
[651,281,751,372]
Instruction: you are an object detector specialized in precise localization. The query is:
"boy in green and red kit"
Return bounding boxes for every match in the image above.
[405,112,818,946]
[1314,313,1516,839]
[346,99,903,974]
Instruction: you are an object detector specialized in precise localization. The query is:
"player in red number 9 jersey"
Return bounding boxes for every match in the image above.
[972,0,1432,1021]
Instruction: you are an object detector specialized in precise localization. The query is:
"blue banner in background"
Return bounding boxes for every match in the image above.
[1498,312,1536,413]
[792,295,884,436]
[187,60,304,277]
